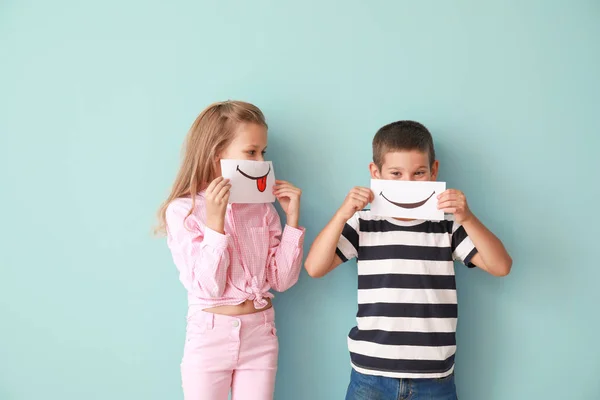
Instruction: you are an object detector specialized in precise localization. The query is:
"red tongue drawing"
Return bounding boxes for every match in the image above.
[257,176,267,192]
[236,164,271,193]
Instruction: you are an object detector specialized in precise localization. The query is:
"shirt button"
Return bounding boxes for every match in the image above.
[232,320,239,328]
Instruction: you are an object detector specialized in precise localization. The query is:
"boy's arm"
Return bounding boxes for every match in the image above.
[461,216,512,276]
[305,187,373,278]
[438,189,512,277]
[304,213,346,278]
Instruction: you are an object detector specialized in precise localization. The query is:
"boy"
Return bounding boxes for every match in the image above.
[304,121,512,399]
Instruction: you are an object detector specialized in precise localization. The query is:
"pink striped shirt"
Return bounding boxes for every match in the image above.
[165,192,305,309]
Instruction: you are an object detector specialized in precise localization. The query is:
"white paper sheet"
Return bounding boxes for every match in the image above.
[370,179,446,220]
[220,159,276,204]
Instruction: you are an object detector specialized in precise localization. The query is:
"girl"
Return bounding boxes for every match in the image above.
[156,101,304,400]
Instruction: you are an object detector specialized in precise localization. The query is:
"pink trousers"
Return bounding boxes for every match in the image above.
[181,306,279,400]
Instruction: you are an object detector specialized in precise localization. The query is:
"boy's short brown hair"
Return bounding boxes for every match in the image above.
[372,120,436,168]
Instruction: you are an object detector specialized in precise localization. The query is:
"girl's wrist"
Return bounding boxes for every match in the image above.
[286,213,299,228]
[206,215,225,234]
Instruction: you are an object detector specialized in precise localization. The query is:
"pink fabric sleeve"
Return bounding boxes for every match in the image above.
[165,201,231,298]
[264,204,305,292]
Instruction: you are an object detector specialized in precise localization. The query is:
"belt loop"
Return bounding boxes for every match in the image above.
[206,313,214,330]
[263,309,268,326]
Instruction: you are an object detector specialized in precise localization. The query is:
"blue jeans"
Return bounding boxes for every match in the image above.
[345,368,457,400]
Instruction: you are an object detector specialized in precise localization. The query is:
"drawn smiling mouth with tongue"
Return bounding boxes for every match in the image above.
[236,165,271,192]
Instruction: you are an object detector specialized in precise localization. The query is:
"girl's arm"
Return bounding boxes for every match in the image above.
[166,199,231,298]
[264,204,305,292]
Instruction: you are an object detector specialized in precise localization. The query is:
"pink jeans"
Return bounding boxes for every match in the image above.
[181,306,279,400]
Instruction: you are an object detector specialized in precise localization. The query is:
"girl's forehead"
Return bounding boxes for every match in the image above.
[231,123,268,145]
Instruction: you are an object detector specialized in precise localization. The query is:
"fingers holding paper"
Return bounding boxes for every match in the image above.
[337,187,374,221]
[437,189,473,224]
[274,180,302,226]
[205,177,231,233]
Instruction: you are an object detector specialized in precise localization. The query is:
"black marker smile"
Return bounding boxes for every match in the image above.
[380,191,436,209]
[236,165,271,192]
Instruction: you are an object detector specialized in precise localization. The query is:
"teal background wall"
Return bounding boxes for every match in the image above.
[1,1,599,399]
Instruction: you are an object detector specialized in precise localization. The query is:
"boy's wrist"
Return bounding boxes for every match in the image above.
[333,210,350,225]
[459,212,476,227]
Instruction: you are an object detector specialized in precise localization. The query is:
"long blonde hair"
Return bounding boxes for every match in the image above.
[155,100,267,235]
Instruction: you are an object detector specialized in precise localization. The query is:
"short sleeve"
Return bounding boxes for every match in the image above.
[335,212,360,262]
[451,220,478,268]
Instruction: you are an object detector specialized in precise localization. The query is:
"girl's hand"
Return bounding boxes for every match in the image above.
[437,189,473,224]
[335,187,373,222]
[205,177,231,234]
[273,180,302,227]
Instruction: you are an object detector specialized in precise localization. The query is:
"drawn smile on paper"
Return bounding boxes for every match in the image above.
[236,165,271,192]
[379,191,436,209]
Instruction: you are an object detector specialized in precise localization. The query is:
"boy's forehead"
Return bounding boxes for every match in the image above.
[382,149,430,167]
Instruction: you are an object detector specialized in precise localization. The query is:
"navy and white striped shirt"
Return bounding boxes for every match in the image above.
[336,211,477,379]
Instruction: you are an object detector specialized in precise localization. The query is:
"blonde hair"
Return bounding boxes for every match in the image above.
[155,100,267,235]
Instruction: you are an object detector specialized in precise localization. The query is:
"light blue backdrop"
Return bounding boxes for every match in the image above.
[1,1,599,399]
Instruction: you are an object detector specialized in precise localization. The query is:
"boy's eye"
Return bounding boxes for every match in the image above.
[391,172,400,176]
[247,150,256,156]
[415,171,425,176]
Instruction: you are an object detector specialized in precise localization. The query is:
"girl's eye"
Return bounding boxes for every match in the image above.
[261,150,267,155]
[247,150,255,156]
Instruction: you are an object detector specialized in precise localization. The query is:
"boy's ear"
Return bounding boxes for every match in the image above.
[430,160,440,181]
[369,162,381,179]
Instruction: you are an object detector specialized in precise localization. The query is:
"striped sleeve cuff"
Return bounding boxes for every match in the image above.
[336,223,359,261]
[335,247,348,263]
[464,247,478,268]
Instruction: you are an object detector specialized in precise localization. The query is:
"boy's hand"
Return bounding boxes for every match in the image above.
[336,187,374,222]
[437,189,473,224]
[274,180,302,227]
[205,177,231,234]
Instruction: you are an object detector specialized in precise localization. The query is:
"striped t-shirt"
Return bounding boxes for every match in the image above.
[336,211,477,379]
